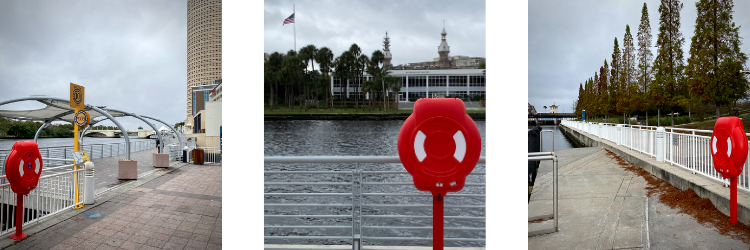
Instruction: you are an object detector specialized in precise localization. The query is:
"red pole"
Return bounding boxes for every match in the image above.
[433,193,443,250]
[10,194,27,240]
[731,177,737,224]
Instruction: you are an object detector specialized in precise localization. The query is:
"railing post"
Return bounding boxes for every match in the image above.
[84,162,95,204]
[616,124,623,145]
[656,127,665,162]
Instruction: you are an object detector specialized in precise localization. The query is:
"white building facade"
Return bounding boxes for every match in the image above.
[331,69,485,102]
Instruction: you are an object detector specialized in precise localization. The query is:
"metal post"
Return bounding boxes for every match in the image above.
[88,105,131,160]
[33,121,50,143]
[84,162,95,204]
[656,127,665,162]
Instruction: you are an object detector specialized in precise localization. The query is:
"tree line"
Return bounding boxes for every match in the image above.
[265,43,406,112]
[0,118,73,138]
[575,0,748,126]
[0,118,126,139]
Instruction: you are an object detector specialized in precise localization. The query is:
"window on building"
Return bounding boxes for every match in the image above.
[429,76,447,87]
[469,76,486,86]
[449,76,467,87]
[408,76,426,87]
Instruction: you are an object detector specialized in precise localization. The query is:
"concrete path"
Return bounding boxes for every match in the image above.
[530,146,750,249]
[529,149,649,249]
[1,162,221,250]
[648,193,747,249]
[536,147,603,178]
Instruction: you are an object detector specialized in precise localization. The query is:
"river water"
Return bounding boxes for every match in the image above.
[0,137,154,151]
[264,120,486,247]
[527,125,576,150]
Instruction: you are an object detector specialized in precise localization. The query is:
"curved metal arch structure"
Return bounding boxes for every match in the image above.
[103,108,163,153]
[82,115,183,154]
[0,97,133,159]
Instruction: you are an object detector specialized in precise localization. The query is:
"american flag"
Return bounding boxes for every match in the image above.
[283,13,294,25]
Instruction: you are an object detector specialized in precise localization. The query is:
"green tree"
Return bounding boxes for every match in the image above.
[622,25,637,116]
[653,0,686,126]
[637,3,654,124]
[686,0,749,118]
[316,47,335,110]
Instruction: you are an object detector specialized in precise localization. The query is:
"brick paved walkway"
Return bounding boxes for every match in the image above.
[4,163,222,250]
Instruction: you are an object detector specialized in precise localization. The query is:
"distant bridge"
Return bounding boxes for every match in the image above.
[529,113,577,119]
[83,129,155,138]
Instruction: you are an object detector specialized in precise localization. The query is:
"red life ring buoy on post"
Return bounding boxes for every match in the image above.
[710,116,748,225]
[4,141,43,240]
[398,98,481,250]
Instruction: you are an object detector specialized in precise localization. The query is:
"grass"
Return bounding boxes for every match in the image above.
[264,105,485,114]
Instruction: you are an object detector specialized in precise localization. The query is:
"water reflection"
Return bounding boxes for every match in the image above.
[527,125,576,150]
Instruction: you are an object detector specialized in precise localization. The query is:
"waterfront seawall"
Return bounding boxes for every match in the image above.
[559,124,750,225]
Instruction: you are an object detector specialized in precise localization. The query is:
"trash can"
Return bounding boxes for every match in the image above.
[193,148,205,165]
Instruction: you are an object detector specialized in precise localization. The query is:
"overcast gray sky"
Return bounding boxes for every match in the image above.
[0,0,186,130]
[529,0,750,114]
[264,0,485,68]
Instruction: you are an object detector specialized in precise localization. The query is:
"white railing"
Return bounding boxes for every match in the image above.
[561,120,750,193]
[0,140,157,168]
[264,156,486,249]
[201,147,222,163]
[0,163,84,236]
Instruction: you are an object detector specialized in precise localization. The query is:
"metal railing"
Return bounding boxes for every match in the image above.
[0,140,156,168]
[201,147,222,163]
[561,120,750,193]
[528,152,558,236]
[0,163,85,236]
[264,156,486,249]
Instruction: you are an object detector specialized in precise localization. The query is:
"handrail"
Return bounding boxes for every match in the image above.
[264,155,487,248]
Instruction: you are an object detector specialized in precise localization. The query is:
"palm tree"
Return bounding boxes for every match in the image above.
[267,52,284,111]
[316,47,334,110]
[298,46,311,110]
[333,52,352,110]
[348,44,362,111]
[356,54,368,112]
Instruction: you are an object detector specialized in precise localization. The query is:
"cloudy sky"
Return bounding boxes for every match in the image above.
[529,0,750,114]
[0,0,186,129]
[264,0,486,68]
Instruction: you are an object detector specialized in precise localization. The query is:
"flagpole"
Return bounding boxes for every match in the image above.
[294,4,296,52]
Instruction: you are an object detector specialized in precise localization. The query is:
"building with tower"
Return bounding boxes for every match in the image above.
[437,21,451,68]
[187,0,222,124]
[382,32,392,68]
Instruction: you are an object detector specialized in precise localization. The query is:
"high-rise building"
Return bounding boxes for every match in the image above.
[437,21,451,68]
[383,32,392,68]
[187,0,222,122]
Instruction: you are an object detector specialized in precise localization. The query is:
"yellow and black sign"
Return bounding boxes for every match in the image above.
[70,83,85,109]
[74,110,90,127]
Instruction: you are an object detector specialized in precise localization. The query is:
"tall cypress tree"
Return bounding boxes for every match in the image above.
[622,25,637,115]
[653,0,686,126]
[637,3,654,124]
[612,38,624,114]
[686,0,749,118]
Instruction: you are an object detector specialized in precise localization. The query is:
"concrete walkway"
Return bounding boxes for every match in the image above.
[530,128,750,249]
[529,148,649,249]
[1,162,221,250]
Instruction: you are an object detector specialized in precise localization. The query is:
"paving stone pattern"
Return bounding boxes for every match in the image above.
[4,164,222,250]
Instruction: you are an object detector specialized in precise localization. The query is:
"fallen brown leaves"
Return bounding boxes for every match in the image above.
[605,149,750,244]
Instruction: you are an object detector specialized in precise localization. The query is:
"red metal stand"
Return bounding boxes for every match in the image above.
[433,193,443,250]
[9,194,27,240]
[731,177,737,224]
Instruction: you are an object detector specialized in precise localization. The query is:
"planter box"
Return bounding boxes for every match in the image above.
[153,153,170,168]
[118,159,138,180]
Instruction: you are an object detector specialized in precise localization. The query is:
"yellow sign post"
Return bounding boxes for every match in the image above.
[70,83,86,209]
